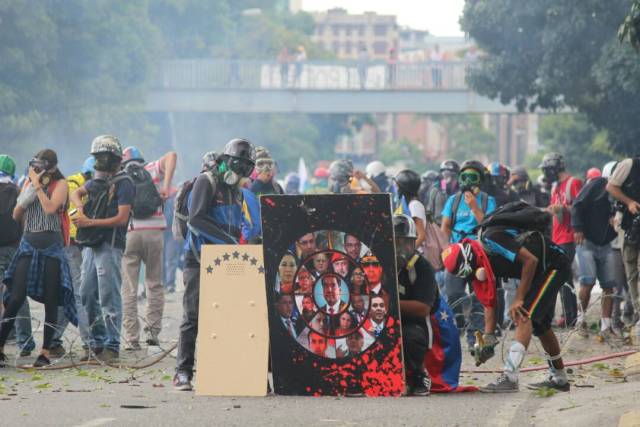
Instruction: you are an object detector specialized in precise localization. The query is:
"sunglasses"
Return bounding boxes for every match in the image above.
[362,262,380,268]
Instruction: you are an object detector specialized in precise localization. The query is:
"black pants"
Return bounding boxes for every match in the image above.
[559,243,577,326]
[176,265,199,376]
[402,323,429,376]
[0,255,60,351]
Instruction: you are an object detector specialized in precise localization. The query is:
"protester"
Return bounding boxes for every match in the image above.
[250,147,283,196]
[418,170,439,214]
[394,170,427,251]
[71,136,134,363]
[365,161,393,193]
[441,160,495,350]
[0,149,77,367]
[120,146,177,350]
[174,139,255,391]
[541,152,582,327]
[485,162,518,207]
[509,166,547,208]
[426,160,459,226]
[329,159,380,194]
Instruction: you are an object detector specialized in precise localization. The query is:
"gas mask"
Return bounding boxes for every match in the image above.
[511,178,530,194]
[441,171,458,195]
[219,157,254,187]
[395,237,416,270]
[93,153,121,173]
[458,170,482,193]
[542,167,559,184]
[28,158,54,185]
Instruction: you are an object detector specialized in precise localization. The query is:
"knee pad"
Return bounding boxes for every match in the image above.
[505,341,526,373]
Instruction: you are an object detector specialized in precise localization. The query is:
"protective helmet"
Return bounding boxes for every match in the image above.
[487,162,510,180]
[122,146,145,164]
[393,214,417,239]
[394,169,421,196]
[221,138,256,178]
[602,161,617,179]
[365,161,386,178]
[90,135,123,158]
[440,159,460,174]
[539,152,565,171]
[329,159,354,184]
[586,167,601,180]
[460,160,486,178]
[421,170,440,182]
[201,151,217,171]
[285,172,300,193]
[511,165,529,180]
[81,156,96,175]
[442,243,476,278]
[314,166,329,179]
[0,154,16,178]
[222,138,256,163]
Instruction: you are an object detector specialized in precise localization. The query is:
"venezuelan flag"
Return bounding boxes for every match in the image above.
[240,188,262,242]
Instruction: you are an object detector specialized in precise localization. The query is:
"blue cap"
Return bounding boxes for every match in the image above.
[81,156,96,175]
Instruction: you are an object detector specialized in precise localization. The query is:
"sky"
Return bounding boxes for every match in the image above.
[300,0,465,36]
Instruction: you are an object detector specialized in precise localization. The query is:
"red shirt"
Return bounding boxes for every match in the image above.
[550,175,583,245]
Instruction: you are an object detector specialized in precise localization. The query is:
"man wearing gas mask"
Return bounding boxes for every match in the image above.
[250,146,283,196]
[394,214,437,396]
[173,138,255,391]
[540,152,582,328]
[425,160,459,227]
[509,166,547,208]
[441,160,495,351]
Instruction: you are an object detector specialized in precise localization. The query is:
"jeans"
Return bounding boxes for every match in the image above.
[444,271,484,346]
[81,242,123,352]
[176,266,200,376]
[0,246,35,352]
[51,244,90,348]
[622,242,640,313]
[558,243,578,326]
[163,230,182,290]
[576,240,617,288]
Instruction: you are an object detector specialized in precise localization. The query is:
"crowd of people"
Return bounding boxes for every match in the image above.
[0,138,638,396]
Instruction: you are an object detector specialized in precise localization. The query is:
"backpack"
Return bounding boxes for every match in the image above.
[75,173,132,247]
[0,182,21,246]
[476,201,551,236]
[123,162,162,219]
[172,171,217,241]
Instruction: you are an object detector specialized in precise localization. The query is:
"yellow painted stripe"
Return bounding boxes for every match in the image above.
[527,270,557,317]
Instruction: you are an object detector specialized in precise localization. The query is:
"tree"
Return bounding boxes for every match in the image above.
[461,1,639,156]
[431,115,496,163]
[619,0,640,50]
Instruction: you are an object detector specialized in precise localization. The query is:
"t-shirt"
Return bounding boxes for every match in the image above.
[408,199,427,253]
[398,255,438,329]
[481,227,569,279]
[84,175,135,250]
[549,176,582,245]
[608,158,633,187]
[130,160,167,231]
[250,179,283,197]
[442,192,496,243]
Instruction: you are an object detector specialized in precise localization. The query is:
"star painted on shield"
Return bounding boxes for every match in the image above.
[232,251,240,259]
[206,265,213,274]
[214,258,221,266]
[223,253,230,261]
[258,266,265,274]
[439,310,450,322]
[250,257,258,265]
[242,253,250,261]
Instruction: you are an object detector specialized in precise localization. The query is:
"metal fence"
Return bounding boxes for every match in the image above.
[155,59,473,91]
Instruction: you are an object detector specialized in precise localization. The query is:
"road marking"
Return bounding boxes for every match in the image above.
[72,418,116,427]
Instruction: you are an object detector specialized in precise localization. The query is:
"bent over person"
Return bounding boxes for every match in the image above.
[443,202,571,392]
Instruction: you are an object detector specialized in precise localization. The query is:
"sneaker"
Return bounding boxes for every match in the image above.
[79,347,102,362]
[0,352,7,368]
[146,336,160,346]
[33,354,51,368]
[577,321,588,338]
[48,345,66,359]
[124,342,141,351]
[173,372,193,391]
[96,349,119,364]
[19,348,32,357]
[411,372,431,396]
[480,373,519,393]
[526,376,570,392]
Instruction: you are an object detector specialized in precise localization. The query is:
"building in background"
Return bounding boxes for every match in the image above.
[310,8,398,60]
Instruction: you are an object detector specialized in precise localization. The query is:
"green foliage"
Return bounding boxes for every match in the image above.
[534,387,557,398]
[461,0,640,156]
[379,139,427,172]
[431,115,496,163]
[525,115,613,176]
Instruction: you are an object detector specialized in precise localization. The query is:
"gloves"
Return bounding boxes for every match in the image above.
[474,332,498,367]
[17,184,38,209]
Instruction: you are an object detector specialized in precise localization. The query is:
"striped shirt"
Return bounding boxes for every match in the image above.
[130,160,167,231]
[24,186,61,233]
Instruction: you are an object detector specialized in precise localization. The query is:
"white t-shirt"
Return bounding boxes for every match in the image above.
[409,199,427,253]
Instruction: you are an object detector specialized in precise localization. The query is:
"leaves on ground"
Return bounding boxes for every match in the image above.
[534,387,557,398]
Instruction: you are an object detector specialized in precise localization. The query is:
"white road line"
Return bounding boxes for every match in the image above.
[72,417,117,427]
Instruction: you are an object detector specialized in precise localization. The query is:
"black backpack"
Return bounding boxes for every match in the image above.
[75,173,132,247]
[476,201,551,235]
[124,162,162,219]
[0,182,21,246]
[172,171,217,240]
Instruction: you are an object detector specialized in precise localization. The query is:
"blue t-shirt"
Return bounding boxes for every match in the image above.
[442,192,496,243]
[84,175,135,250]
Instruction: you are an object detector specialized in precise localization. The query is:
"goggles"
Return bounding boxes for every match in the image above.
[459,171,481,186]
[255,158,275,172]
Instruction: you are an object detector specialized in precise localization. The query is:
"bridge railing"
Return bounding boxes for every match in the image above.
[155,59,474,91]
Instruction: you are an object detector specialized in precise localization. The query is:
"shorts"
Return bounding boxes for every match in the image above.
[523,267,570,336]
[575,240,617,289]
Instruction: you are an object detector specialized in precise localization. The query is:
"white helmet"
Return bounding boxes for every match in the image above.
[602,161,617,179]
[365,160,386,178]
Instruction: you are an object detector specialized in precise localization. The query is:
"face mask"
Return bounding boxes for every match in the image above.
[223,169,240,186]
[512,179,529,193]
[93,153,120,172]
[395,238,415,270]
[542,167,559,183]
